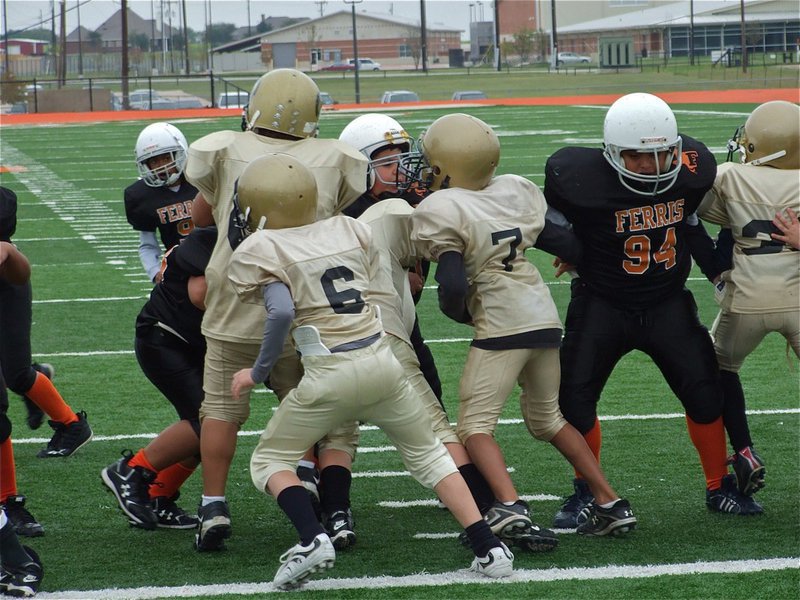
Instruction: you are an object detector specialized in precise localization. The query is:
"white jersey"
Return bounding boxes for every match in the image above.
[185,129,367,342]
[698,162,800,314]
[411,174,561,339]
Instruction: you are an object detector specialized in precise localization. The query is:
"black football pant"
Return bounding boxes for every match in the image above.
[558,284,723,433]
[0,280,38,396]
[135,325,205,436]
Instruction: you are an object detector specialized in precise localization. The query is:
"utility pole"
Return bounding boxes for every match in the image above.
[420,0,428,72]
[181,0,189,74]
[689,0,694,66]
[550,0,558,69]
[58,0,66,86]
[3,0,10,77]
[740,0,747,73]
[122,0,130,108]
[76,0,84,76]
[494,0,500,71]
[344,0,362,103]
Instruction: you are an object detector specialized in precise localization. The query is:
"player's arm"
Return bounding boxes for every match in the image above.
[685,213,726,283]
[138,230,162,282]
[534,219,582,265]
[191,192,215,227]
[231,282,295,400]
[434,251,472,324]
[0,241,31,285]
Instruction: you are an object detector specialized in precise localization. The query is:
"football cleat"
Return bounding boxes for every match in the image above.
[576,499,637,537]
[194,500,232,551]
[273,533,335,590]
[37,410,92,458]
[323,508,356,550]
[553,478,594,528]
[483,500,532,539]
[2,496,44,538]
[153,494,199,530]
[101,450,158,530]
[706,474,764,516]
[729,446,766,496]
[22,363,52,430]
[470,542,514,579]
[0,546,43,597]
[507,521,559,552]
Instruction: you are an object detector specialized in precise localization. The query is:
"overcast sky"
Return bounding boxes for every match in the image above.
[3,0,476,38]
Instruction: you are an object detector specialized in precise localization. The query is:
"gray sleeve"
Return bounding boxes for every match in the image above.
[138,230,162,281]
[251,281,295,383]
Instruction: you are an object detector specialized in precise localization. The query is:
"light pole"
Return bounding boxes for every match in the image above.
[344,0,362,104]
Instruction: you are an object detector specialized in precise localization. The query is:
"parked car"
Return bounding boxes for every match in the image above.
[451,90,488,101]
[217,90,249,109]
[321,62,354,71]
[380,90,420,104]
[348,57,381,71]
[319,92,337,106]
[556,51,591,65]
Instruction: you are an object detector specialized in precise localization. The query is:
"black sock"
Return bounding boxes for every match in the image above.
[0,519,33,568]
[277,486,325,546]
[458,463,496,514]
[319,465,352,514]
[720,369,752,451]
[464,519,500,557]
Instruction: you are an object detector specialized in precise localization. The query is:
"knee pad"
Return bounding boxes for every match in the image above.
[0,412,11,443]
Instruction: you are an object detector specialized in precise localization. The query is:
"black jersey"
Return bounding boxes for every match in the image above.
[123,179,198,250]
[0,187,17,242]
[135,226,216,347]
[544,135,716,310]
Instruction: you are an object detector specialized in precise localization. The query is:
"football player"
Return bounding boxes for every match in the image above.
[184,68,367,552]
[339,113,443,403]
[100,226,217,531]
[227,153,514,590]
[409,113,635,538]
[698,100,800,496]
[125,122,197,283]
[0,187,92,472]
[543,93,762,526]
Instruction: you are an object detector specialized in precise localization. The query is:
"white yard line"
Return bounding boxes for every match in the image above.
[34,557,799,599]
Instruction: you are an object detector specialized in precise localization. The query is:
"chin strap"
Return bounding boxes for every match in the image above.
[747,150,787,167]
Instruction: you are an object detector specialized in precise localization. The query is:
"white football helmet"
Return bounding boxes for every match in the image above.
[338,114,418,190]
[135,122,188,187]
[603,93,683,196]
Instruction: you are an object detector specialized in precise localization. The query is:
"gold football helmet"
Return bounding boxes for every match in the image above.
[244,69,321,139]
[737,100,799,169]
[235,153,318,232]
[417,113,500,191]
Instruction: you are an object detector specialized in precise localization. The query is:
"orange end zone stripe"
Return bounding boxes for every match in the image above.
[1,88,797,126]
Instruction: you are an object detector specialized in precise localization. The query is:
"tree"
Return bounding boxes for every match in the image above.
[207,23,236,46]
[510,28,536,65]
[404,26,422,69]
[130,32,149,51]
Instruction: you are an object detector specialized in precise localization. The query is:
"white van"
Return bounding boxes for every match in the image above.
[217,91,249,109]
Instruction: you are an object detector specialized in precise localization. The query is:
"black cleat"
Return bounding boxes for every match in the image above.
[101,450,158,530]
[37,410,92,458]
[323,508,356,550]
[0,546,43,597]
[2,496,44,538]
[729,446,766,496]
[707,474,764,516]
[194,501,232,551]
[153,494,199,530]
[554,478,594,528]
[576,499,637,536]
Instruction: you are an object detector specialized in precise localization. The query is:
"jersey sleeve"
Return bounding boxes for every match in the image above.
[410,193,467,261]
[124,183,157,232]
[185,131,238,206]
[172,226,217,276]
[697,163,733,227]
[0,187,17,241]
[228,232,287,305]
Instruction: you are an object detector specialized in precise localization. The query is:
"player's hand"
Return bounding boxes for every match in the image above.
[771,208,800,250]
[553,257,575,278]
[408,271,425,295]
[231,368,256,401]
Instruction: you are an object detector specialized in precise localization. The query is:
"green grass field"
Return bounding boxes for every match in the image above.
[0,97,798,599]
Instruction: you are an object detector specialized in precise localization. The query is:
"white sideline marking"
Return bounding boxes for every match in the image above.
[34,557,799,599]
[12,409,797,447]
[380,493,560,508]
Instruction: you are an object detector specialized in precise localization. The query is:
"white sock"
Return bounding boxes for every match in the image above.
[201,495,226,506]
[297,459,316,470]
[599,499,618,509]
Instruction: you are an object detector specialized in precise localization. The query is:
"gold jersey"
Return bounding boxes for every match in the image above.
[699,162,800,314]
[228,215,383,350]
[185,130,367,342]
[411,174,561,339]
